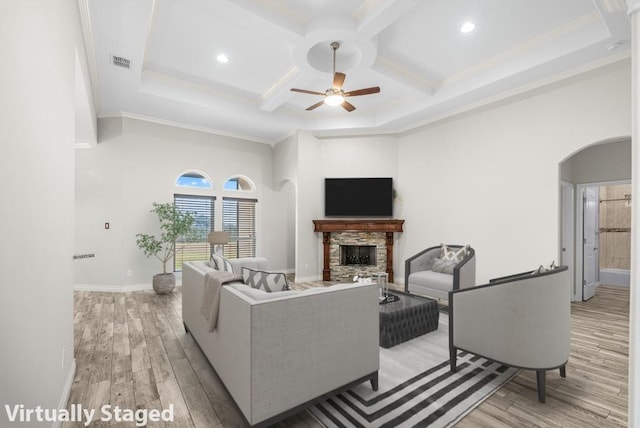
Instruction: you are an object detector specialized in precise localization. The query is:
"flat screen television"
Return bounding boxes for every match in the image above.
[325,177,393,217]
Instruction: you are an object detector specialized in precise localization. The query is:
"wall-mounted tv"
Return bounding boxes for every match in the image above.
[325,177,393,217]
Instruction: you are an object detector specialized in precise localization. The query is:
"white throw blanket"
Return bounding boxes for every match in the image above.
[201,270,243,332]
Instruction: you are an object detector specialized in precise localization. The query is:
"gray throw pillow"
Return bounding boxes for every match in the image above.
[431,257,456,275]
[242,267,290,292]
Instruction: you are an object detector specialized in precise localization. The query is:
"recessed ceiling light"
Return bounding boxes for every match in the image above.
[460,22,476,33]
[216,53,229,63]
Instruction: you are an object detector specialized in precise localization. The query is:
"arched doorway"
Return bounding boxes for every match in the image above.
[559,137,631,301]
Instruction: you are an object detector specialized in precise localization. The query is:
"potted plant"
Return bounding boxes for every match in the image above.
[136,202,195,294]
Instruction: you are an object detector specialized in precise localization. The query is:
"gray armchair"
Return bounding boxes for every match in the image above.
[404,244,476,300]
[448,266,570,402]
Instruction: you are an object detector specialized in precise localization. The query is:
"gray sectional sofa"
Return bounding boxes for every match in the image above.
[182,260,380,427]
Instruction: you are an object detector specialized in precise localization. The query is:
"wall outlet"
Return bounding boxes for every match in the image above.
[61,349,65,369]
[126,269,132,277]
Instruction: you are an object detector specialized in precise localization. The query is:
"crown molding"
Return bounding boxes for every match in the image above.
[399,51,630,135]
[98,112,282,145]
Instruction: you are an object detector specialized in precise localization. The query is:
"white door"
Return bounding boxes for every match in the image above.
[583,186,599,300]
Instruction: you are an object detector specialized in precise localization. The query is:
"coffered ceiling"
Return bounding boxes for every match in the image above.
[81,0,631,144]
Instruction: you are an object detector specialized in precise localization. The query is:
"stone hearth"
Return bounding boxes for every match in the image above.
[313,219,404,282]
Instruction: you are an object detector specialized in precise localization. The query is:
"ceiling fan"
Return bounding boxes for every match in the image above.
[290,41,380,112]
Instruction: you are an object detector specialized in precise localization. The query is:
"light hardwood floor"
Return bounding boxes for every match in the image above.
[457,284,629,428]
[66,284,628,427]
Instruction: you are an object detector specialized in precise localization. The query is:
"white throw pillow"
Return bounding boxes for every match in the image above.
[211,254,234,272]
[440,244,469,263]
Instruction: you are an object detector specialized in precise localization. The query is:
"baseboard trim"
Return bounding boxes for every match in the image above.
[294,275,322,283]
[599,269,630,288]
[74,283,153,292]
[53,359,76,428]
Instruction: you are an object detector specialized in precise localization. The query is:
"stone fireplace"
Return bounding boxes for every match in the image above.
[313,219,404,282]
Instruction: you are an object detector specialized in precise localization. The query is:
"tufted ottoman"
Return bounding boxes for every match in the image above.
[379,291,439,348]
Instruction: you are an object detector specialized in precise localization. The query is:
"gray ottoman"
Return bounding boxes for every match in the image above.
[379,291,439,348]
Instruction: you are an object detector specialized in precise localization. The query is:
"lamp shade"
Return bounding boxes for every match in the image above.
[207,231,230,245]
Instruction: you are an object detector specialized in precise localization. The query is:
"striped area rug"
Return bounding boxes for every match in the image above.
[309,318,518,427]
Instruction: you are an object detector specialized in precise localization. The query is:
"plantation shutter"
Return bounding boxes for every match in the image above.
[222,197,257,258]
[174,194,216,271]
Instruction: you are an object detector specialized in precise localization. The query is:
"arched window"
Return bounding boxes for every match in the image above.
[222,175,257,258]
[223,175,255,191]
[173,171,215,271]
[176,171,213,189]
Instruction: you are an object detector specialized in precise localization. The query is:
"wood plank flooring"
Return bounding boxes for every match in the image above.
[66,283,629,427]
[457,284,629,428]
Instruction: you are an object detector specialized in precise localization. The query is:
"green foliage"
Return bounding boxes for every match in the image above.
[136,202,195,274]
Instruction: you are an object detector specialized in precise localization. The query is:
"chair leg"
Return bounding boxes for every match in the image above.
[449,347,457,372]
[370,372,379,391]
[559,365,566,378]
[536,370,546,403]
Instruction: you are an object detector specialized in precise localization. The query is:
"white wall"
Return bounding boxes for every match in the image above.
[398,60,631,284]
[292,133,400,281]
[294,132,325,280]
[0,0,77,424]
[74,117,289,288]
[273,134,298,273]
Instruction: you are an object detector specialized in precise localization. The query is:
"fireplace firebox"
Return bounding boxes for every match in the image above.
[340,245,377,266]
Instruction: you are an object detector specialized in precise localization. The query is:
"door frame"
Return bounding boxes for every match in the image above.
[560,181,576,300]
[574,179,630,301]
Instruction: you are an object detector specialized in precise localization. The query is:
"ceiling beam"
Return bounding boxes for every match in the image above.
[228,0,306,38]
[354,0,422,38]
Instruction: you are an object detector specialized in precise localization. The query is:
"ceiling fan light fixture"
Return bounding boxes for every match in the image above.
[325,93,344,106]
[290,41,380,112]
[460,22,476,33]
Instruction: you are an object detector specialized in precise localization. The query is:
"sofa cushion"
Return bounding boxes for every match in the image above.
[228,256,268,273]
[242,267,290,292]
[431,258,456,275]
[408,270,453,292]
[228,283,298,301]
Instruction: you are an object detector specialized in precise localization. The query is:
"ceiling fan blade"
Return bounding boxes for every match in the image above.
[306,100,325,111]
[291,88,325,96]
[333,72,346,89]
[344,87,380,97]
[341,100,356,112]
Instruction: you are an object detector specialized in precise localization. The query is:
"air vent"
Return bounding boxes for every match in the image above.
[111,55,131,69]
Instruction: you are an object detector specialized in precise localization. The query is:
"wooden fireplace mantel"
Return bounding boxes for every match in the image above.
[313,219,404,282]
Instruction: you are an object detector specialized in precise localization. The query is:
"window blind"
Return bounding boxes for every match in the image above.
[222,197,257,258]
[174,194,216,271]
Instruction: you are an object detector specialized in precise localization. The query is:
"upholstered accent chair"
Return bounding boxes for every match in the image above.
[448,266,570,402]
[404,244,476,300]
